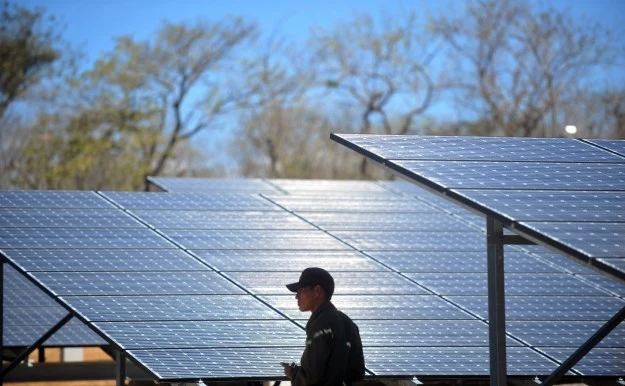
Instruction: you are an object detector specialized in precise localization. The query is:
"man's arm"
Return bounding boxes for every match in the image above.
[291,326,334,386]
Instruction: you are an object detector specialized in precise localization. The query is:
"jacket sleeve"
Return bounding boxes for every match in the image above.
[292,325,334,386]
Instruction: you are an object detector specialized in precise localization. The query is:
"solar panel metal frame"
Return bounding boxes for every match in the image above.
[331,133,625,384]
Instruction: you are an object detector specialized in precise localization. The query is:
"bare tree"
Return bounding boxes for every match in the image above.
[432,0,623,137]
[310,11,440,176]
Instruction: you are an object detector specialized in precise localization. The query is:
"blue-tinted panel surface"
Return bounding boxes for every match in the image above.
[447,296,625,321]
[357,319,520,347]
[5,318,106,347]
[4,307,69,326]
[61,295,284,322]
[267,196,435,213]
[391,160,625,191]
[0,208,142,228]
[94,320,305,349]
[3,249,209,272]
[517,222,625,258]
[334,135,625,163]
[191,250,385,272]
[33,271,243,296]
[128,347,303,381]
[520,246,591,274]
[164,229,349,250]
[267,179,388,192]
[365,250,560,273]
[586,139,625,157]
[578,275,625,297]
[333,231,485,251]
[363,346,562,376]
[261,295,472,320]
[507,321,625,347]
[408,273,606,296]
[0,191,112,209]
[297,212,474,231]
[132,210,313,230]
[451,190,625,222]
[540,348,625,376]
[0,228,174,249]
[147,177,282,194]
[225,271,428,295]
[102,192,279,211]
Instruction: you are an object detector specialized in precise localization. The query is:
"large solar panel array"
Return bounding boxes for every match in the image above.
[1,179,624,382]
[332,135,625,280]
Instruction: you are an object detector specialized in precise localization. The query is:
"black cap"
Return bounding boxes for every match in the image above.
[286,267,335,298]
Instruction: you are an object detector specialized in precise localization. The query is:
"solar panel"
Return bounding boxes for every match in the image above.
[102,191,279,211]
[60,295,285,322]
[578,275,625,297]
[260,295,473,320]
[4,264,105,347]
[391,160,625,191]
[506,321,625,347]
[164,229,350,250]
[357,319,521,347]
[225,271,429,295]
[267,196,437,213]
[540,348,625,376]
[407,273,609,296]
[450,190,625,222]
[365,250,561,273]
[93,320,305,349]
[0,208,143,228]
[147,177,283,194]
[267,179,389,192]
[294,212,476,231]
[132,210,315,230]
[0,191,112,209]
[586,139,625,157]
[363,346,564,376]
[3,183,625,381]
[333,230,486,251]
[5,319,105,348]
[4,249,210,272]
[190,250,387,272]
[331,134,625,281]
[446,296,625,321]
[517,222,625,259]
[0,228,175,249]
[127,347,304,381]
[31,271,244,296]
[351,136,625,162]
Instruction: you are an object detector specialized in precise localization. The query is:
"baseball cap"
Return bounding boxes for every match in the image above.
[286,267,335,298]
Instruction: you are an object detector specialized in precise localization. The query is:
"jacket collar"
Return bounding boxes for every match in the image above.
[306,301,335,328]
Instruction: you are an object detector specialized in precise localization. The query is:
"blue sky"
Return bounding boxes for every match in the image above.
[19,0,625,66]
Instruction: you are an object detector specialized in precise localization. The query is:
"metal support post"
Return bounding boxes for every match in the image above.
[541,305,625,386]
[1,259,3,386]
[38,348,45,363]
[487,217,506,386]
[116,350,126,386]
[1,313,72,378]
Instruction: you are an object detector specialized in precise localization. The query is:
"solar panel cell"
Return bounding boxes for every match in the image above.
[0,228,174,249]
[102,192,279,211]
[0,191,112,209]
[61,295,284,322]
[0,208,142,228]
[32,271,244,296]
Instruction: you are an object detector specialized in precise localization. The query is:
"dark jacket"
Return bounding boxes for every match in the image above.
[292,301,365,386]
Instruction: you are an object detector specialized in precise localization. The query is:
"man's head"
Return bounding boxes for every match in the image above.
[286,267,335,312]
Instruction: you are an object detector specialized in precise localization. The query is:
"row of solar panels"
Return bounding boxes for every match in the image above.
[1,178,624,381]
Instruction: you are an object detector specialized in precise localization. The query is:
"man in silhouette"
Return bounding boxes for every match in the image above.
[281,267,365,386]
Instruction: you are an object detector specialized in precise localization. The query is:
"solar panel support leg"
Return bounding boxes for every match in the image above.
[0,312,72,379]
[487,217,506,386]
[1,259,3,386]
[540,305,625,386]
[116,350,126,386]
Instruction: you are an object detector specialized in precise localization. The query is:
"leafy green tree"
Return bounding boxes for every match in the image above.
[0,0,61,120]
